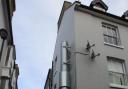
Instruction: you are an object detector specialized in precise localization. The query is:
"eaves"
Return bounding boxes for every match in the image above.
[75,4,128,27]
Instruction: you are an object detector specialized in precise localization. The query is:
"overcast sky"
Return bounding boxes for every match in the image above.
[12,0,128,89]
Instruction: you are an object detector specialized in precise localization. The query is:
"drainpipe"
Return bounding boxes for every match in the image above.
[60,41,70,89]
[0,29,8,62]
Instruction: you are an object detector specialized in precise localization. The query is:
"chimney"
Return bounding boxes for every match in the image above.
[90,0,108,12]
[122,10,128,20]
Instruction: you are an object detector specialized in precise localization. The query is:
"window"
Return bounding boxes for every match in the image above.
[5,47,11,66]
[0,77,6,89]
[0,38,3,62]
[54,84,57,89]
[102,23,121,46]
[107,57,127,86]
[54,57,57,71]
[53,57,57,77]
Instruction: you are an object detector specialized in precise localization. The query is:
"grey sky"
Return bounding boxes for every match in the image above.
[12,0,128,89]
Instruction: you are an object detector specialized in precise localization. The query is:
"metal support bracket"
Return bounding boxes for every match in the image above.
[63,60,70,65]
[73,51,89,55]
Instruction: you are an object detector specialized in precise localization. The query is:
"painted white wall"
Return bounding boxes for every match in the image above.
[74,8,128,89]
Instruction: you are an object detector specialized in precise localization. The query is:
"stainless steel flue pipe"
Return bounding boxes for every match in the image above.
[59,41,70,89]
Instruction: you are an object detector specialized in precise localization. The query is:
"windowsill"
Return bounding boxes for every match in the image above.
[110,83,128,89]
[104,42,124,49]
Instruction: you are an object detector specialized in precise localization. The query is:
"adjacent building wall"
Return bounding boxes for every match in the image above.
[0,0,19,89]
[0,0,6,28]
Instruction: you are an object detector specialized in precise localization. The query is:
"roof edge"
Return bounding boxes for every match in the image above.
[57,1,72,30]
[75,4,128,26]
[44,69,52,89]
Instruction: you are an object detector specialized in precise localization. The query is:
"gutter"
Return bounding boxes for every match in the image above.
[75,4,128,27]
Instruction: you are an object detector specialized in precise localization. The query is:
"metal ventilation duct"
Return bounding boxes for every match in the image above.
[59,41,70,89]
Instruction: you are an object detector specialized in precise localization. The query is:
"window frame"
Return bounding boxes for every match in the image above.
[102,22,121,46]
[107,56,128,87]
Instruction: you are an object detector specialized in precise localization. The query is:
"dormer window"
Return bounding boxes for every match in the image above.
[90,0,108,12]
[122,10,128,20]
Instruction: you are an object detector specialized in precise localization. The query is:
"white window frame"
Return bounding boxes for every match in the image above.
[107,57,128,88]
[102,22,121,46]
